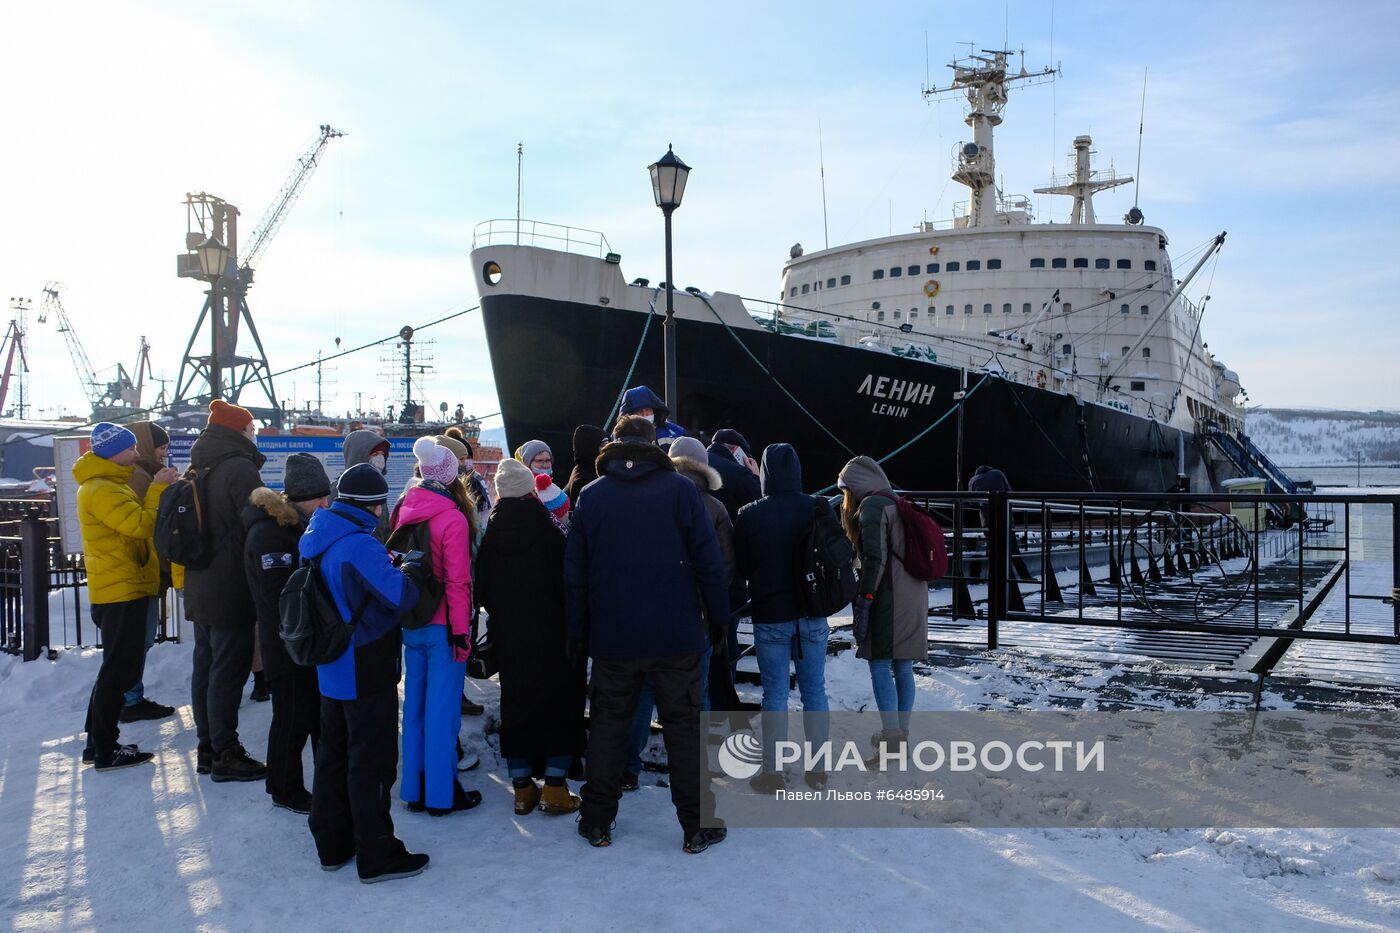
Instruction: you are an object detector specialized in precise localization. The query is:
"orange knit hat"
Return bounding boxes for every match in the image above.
[208,399,254,432]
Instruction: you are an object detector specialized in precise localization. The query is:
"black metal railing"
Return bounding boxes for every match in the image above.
[904,490,1399,653]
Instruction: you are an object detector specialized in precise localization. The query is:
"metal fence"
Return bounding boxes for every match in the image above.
[906,490,1398,654]
[0,500,183,660]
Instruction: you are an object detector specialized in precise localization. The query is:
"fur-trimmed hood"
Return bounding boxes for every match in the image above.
[671,455,721,492]
[248,486,301,527]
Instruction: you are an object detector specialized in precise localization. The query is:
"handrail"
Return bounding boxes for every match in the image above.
[471,219,613,258]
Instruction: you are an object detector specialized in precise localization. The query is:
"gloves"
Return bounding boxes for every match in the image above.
[851,595,873,644]
[448,631,471,664]
[399,559,430,586]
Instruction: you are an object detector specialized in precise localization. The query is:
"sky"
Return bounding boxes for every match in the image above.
[1,0,1398,428]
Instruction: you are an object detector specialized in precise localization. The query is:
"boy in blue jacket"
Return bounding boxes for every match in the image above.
[301,464,428,883]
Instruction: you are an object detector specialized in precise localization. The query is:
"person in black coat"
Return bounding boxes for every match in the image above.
[706,428,762,523]
[241,453,330,813]
[475,458,586,817]
[564,416,730,853]
[564,424,606,508]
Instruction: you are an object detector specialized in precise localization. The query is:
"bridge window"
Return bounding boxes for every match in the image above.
[909,309,918,320]
[987,258,1002,270]
[1131,380,1146,391]
[1117,259,1132,269]
[1002,302,1012,314]
[1120,304,1130,314]
[893,310,902,320]
[826,277,836,288]
[926,263,940,273]
[889,266,902,277]
[789,287,797,296]
[877,310,885,321]
[1062,343,1073,356]
[1063,302,1072,313]
[814,281,821,291]
[1051,258,1067,269]
[966,260,982,271]
[840,274,851,285]
[907,265,920,276]
[964,304,973,315]
[801,284,809,294]
[1140,304,1149,315]
[983,303,993,314]
[872,269,884,280]
[1030,257,1046,268]
[1022,302,1032,313]
[1142,347,1151,359]
[1095,258,1110,269]
[946,305,954,315]
[1144,260,1157,271]
[946,261,961,272]
[1073,257,1089,268]
[1122,346,1130,357]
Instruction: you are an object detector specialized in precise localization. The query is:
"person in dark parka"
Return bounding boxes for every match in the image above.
[475,457,586,816]
[241,453,331,813]
[564,424,606,508]
[707,428,762,523]
[183,399,268,783]
[564,416,730,853]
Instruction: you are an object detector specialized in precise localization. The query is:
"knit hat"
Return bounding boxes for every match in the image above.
[515,439,553,474]
[494,457,536,499]
[208,399,254,432]
[283,452,330,502]
[148,423,170,448]
[336,462,389,507]
[712,428,751,455]
[444,426,474,459]
[91,422,137,460]
[534,473,570,520]
[414,436,459,485]
[668,436,708,463]
[435,434,470,462]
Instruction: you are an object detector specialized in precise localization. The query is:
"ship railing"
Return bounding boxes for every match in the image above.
[898,490,1396,692]
[0,500,184,661]
[740,296,854,332]
[471,219,614,258]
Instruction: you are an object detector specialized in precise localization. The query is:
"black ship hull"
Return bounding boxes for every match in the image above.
[481,294,1213,493]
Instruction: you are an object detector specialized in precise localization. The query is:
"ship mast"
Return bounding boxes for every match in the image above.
[1033,135,1132,224]
[924,49,1056,227]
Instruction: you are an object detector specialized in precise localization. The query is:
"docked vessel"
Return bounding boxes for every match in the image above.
[469,49,1287,494]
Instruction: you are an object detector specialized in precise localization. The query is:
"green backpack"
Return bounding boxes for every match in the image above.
[385,520,445,628]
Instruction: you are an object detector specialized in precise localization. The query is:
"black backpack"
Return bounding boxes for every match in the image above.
[384,519,444,629]
[154,471,213,570]
[796,495,858,617]
[278,557,369,667]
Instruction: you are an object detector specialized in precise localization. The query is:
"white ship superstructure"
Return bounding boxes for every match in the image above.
[767,50,1241,434]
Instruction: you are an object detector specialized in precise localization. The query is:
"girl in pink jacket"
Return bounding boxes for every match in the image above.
[393,437,481,815]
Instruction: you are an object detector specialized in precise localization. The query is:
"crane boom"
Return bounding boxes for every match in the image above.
[239,124,345,273]
[41,282,102,407]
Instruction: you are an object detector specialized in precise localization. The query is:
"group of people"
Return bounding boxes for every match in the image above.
[73,385,935,881]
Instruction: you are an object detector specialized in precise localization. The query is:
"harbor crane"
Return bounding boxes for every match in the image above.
[172,124,345,425]
[38,282,152,419]
[0,301,30,418]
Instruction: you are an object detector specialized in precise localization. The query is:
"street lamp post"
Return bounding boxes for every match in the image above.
[648,145,691,415]
[196,236,230,400]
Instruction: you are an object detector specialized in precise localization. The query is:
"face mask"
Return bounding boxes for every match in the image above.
[369,453,387,473]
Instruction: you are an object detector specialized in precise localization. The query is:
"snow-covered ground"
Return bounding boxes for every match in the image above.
[4,624,1400,932]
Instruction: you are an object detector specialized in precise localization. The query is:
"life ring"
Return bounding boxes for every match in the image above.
[1035,369,1047,388]
[923,279,940,298]
[928,245,940,256]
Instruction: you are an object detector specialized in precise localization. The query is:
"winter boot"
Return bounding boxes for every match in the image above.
[249,671,270,703]
[749,772,786,795]
[196,742,213,775]
[359,850,430,884]
[683,826,728,854]
[211,744,268,783]
[513,778,542,815]
[539,779,580,815]
[620,771,640,792]
[865,729,908,768]
[427,779,483,816]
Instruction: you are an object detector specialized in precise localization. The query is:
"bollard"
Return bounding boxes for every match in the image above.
[19,512,50,662]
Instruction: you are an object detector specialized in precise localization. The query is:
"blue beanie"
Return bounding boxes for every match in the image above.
[336,462,388,506]
[91,422,138,460]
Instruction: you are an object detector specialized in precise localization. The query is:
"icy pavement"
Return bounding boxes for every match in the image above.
[2,636,1399,931]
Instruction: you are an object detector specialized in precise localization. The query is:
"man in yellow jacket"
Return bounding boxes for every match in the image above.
[77,422,178,771]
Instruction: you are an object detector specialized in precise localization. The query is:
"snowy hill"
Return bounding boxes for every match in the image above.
[1245,408,1400,467]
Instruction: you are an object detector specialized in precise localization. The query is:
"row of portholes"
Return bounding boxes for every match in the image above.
[793,254,1160,297]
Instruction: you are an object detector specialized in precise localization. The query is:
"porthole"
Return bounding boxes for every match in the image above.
[483,261,503,286]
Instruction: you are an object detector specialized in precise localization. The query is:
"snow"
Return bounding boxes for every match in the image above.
[3,627,1400,930]
[1247,409,1400,467]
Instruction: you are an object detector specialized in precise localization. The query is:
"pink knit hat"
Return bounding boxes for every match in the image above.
[413,436,459,485]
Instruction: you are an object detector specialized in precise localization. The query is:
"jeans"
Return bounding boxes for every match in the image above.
[580,654,711,838]
[122,598,160,707]
[190,621,254,753]
[84,598,150,756]
[507,755,572,780]
[755,618,830,771]
[400,625,467,810]
[625,646,712,776]
[867,659,915,733]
